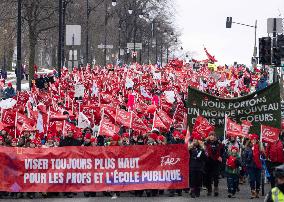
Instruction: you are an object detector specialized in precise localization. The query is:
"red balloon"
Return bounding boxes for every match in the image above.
[147,105,157,114]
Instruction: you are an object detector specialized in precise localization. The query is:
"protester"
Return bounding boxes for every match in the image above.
[244,134,263,199]
[188,135,206,198]
[204,131,224,197]
[225,146,241,198]
[3,82,16,99]
[265,134,284,188]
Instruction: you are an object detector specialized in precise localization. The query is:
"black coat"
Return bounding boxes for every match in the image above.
[59,137,81,147]
[189,146,206,171]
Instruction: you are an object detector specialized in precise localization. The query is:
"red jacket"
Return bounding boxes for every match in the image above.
[266,140,284,163]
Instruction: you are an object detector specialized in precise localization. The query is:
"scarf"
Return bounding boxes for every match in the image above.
[252,144,262,169]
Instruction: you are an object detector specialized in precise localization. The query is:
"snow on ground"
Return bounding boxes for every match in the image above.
[5,68,54,91]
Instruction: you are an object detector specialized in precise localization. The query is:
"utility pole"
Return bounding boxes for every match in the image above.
[16,0,22,91]
[86,0,90,65]
[272,18,278,82]
[104,1,107,67]
[58,0,63,77]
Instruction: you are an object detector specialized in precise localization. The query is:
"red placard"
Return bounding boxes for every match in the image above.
[0,144,189,192]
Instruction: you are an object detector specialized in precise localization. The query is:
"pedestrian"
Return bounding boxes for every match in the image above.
[265,134,284,188]
[3,82,16,99]
[204,131,224,197]
[265,164,284,202]
[188,135,206,198]
[225,146,241,198]
[244,134,263,199]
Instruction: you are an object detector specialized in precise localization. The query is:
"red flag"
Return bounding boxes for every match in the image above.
[153,112,167,129]
[17,113,36,127]
[261,125,280,143]
[116,108,132,128]
[100,92,112,104]
[16,91,29,106]
[131,112,149,133]
[2,109,16,126]
[241,120,252,138]
[98,118,119,137]
[192,115,215,138]
[226,117,242,137]
[157,110,172,129]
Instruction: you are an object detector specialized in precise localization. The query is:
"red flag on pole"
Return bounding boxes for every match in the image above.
[152,112,167,129]
[116,108,132,128]
[261,125,280,143]
[98,118,119,137]
[226,117,242,137]
[192,115,215,138]
[157,109,172,129]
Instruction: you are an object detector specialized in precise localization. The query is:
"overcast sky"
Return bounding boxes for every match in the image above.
[175,0,284,66]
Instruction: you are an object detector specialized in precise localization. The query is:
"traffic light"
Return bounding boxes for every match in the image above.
[278,34,284,59]
[259,37,271,65]
[272,47,281,66]
[226,17,232,28]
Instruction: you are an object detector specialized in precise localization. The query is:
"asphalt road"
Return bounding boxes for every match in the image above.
[0,178,268,202]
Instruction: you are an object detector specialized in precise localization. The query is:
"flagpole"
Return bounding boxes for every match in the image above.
[97,108,104,137]
[46,106,50,136]
[260,124,264,151]
[14,111,18,138]
[129,111,133,137]
[152,111,156,131]
[224,114,227,141]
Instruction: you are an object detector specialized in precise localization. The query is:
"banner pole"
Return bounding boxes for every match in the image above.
[224,114,227,141]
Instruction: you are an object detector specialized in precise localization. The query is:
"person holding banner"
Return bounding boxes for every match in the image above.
[188,135,206,198]
[244,134,263,199]
[204,131,224,197]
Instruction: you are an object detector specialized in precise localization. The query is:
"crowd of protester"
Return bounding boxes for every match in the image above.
[0,123,283,199]
[0,59,282,200]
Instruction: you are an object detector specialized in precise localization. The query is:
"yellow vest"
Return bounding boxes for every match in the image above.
[272,187,284,202]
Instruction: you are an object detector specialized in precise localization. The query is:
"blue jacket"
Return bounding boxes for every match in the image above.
[256,77,268,92]
[4,87,16,99]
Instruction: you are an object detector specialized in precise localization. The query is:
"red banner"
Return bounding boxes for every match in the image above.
[0,145,189,192]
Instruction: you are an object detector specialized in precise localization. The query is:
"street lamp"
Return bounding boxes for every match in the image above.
[226,17,257,65]
[128,7,133,15]
[104,0,117,66]
[16,0,22,91]
[111,0,117,6]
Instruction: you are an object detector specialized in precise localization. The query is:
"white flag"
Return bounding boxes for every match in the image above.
[78,112,91,129]
[36,112,44,133]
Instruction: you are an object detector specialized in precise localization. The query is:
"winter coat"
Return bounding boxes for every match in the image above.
[59,137,81,147]
[205,140,224,161]
[244,146,262,169]
[3,87,15,99]
[189,146,206,171]
[266,140,284,163]
[256,76,268,91]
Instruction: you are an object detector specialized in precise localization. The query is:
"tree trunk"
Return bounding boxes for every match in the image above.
[28,33,36,88]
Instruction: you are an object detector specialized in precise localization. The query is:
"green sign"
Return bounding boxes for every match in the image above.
[187,82,281,137]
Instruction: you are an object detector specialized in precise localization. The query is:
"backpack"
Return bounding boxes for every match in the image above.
[226,156,237,169]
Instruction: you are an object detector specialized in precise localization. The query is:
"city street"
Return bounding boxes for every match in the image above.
[0,178,268,202]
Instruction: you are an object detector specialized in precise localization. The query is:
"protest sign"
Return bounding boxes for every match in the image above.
[187,82,281,136]
[0,145,189,192]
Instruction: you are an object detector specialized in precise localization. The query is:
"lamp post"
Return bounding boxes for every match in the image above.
[118,23,121,61]
[226,17,257,65]
[58,0,63,77]
[86,0,90,65]
[103,0,117,67]
[16,0,22,91]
